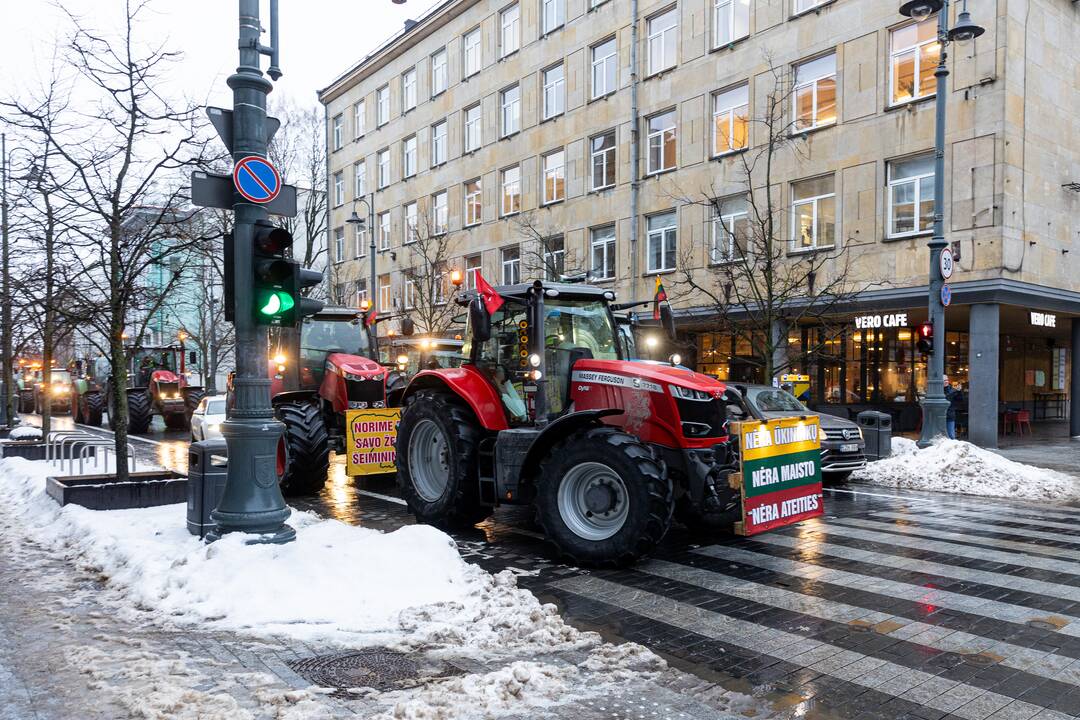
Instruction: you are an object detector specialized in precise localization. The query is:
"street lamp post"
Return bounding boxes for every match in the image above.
[897,0,983,447]
[346,195,377,309]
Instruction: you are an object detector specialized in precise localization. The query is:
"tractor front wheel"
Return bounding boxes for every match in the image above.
[126,390,153,434]
[396,390,489,528]
[537,427,673,567]
[275,400,330,496]
[18,391,33,414]
[183,387,205,423]
[83,392,104,427]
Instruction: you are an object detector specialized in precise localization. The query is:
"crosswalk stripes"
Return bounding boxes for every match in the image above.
[906,505,1080,536]
[747,531,1080,604]
[830,517,1080,568]
[865,511,1080,549]
[551,575,1080,720]
[635,559,1080,687]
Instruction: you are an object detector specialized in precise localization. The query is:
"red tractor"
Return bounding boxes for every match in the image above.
[267,306,399,495]
[395,280,741,566]
[104,345,204,433]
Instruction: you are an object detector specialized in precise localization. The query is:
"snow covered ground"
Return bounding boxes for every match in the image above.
[852,437,1080,502]
[0,455,669,719]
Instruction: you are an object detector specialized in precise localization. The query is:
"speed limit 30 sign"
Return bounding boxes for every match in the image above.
[939,248,955,280]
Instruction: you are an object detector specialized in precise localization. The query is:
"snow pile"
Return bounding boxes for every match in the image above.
[0,457,595,656]
[8,425,42,440]
[853,437,1079,502]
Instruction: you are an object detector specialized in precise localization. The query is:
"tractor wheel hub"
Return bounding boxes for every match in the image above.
[584,483,617,515]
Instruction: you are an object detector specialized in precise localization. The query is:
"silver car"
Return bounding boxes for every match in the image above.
[726,384,867,481]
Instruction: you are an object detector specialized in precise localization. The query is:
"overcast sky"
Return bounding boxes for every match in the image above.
[0,0,441,114]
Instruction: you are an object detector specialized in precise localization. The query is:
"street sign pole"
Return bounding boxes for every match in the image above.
[207,0,294,543]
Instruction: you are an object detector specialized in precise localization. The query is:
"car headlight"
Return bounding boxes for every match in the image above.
[857,426,864,440]
[208,423,221,433]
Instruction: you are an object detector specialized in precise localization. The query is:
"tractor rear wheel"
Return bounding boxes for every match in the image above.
[83,391,104,427]
[275,400,330,496]
[396,390,489,528]
[536,427,673,567]
[126,390,152,434]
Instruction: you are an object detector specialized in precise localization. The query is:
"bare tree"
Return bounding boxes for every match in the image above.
[3,1,212,479]
[514,211,584,281]
[670,56,885,381]
[399,209,459,335]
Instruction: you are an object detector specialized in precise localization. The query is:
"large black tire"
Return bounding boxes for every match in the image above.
[275,400,330,496]
[18,391,33,414]
[183,387,205,422]
[84,391,104,427]
[126,390,153,434]
[536,427,673,567]
[823,471,853,484]
[71,394,84,423]
[395,390,490,528]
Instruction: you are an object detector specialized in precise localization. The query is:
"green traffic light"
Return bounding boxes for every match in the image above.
[258,290,296,316]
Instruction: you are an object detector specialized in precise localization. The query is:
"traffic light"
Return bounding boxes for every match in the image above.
[916,321,934,355]
[252,220,325,325]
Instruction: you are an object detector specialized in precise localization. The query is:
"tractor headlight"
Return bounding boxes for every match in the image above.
[51,385,65,396]
[396,354,409,366]
[530,369,543,381]
[669,384,712,401]
[669,353,682,366]
[529,353,541,367]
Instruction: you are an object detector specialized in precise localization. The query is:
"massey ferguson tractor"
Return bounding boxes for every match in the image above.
[395,280,741,566]
[92,345,204,433]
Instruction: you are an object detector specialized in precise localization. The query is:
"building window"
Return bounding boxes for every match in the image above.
[432,190,448,235]
[542,150,565,205]
[332,171,344,206]
[466,253,482,289]
[501,165,521,216]
[501,84,520,137]
[377,149,390,189]
[794,0,827,14]
[711,196,749,262]
[793,53,837,131]
[354,100,365,138]
[378,274,392,312]
[354,161,366,197]
[403,135,417,178]
[647,8,678,75]
[465,179,482,226]
[591,37,617,98]
[404,275,417,309]
[463,28,482,77]
[887,154,935,237]
[333,226,345,261]
[544,236,565,280]
[791,175,836,250]
[646,110,677,174]
[501,3,520,57]
[890,19,939,105]
[355,279,368,306]
[542,0,564,34]
[590,130,616,190]
[431,48,448,96]
[647,211,677,273]
[331,114,342,151]
[712,83,749,156]
[431,120,448,166]
[378,211,391,251]
[590,225,616,280]
[714,0,750,47]
[402,67,417,111]
[376,85,390,126]
[542,64,565,119]
[464,104,482,152]
[501,246,521,285]
[354,222,367,258]
[405,201,418,243]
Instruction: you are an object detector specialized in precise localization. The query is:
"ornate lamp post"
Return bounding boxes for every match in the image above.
[346,196,377,309]
[897,0,983,446]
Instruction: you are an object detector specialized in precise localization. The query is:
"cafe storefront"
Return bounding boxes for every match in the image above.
[681,280,1080,447]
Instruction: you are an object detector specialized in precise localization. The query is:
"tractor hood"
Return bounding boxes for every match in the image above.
[572,359,726,397]
[326,353,386,381]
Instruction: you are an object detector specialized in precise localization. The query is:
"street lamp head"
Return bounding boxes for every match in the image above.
[346,210,366,230]
[948,10,985,41]
[392,0,407,4]
[898,0,941,19]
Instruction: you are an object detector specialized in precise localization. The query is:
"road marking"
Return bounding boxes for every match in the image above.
[824,487,934,503]
[869,510,1080,548]
[920,503,1080,530]
[751,532,1080,604]
[693,544,1080,637]
[354,488,407,506]
[637,559,1080,686]
[552,575,1057,719]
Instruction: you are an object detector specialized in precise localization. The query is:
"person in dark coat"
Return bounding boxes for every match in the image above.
[944,375,963,440]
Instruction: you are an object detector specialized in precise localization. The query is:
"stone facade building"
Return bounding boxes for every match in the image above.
[319,0,1080,447]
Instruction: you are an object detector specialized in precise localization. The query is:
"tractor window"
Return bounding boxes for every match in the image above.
[474,302,530,423]
[543,299,618,415]
[300,318,371,387]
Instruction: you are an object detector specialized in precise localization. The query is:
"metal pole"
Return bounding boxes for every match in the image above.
[1,133,13,428]
[208,0,294,543]
[368,193,376,309]
[628,0,640,301]
[917,4,951,447]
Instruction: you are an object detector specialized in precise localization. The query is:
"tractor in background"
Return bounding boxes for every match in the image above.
[16,360,42,414]
[383,335,465,408]
[92,345,204,433]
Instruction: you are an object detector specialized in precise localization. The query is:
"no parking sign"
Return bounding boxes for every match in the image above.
[232,155,282,204]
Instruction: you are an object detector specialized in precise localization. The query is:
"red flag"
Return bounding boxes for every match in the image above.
[474,271,504,315]
[652,276,668,320]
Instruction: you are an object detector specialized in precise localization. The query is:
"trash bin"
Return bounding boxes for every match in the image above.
[186,437,228,538]
[857,410,893,461]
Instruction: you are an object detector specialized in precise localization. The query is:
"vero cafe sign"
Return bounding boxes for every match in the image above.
[853,313,908,329]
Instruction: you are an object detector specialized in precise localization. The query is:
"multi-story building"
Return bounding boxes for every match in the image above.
[319,0,1080,447]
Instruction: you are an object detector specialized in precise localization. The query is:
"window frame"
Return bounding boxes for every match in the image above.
[792,53,837,133]
[353,100,365,139]
[712,83,750,157]
[463,27,482,78]
[590,130,617,191]
[542,63,565,120]
[646,210,678,273]
[464,178,483,227]
[713,0,750,48]
[333,226,345,262]
[431,120,448,166]
[886,154,935,239]
[646,109,677,175]
[710,196,749,264]
[501,84,521,137]
[378,211,391,251]
[790,175,837,251]
[590,224,616,280]
[354,221,368,258]
[501,165,521,217]
[402,135,418,178]
[432,190,449,235]
[541,0,565,35]
[646,7,678,75]
[500,3,520,57]
[543,235,566,280]
[501,245,521,285]
[431,48,448,97]
[542,149,566,205]
[354,160,366,197]
[465,253,483,290]
[404,201,418,244]
[464,104,482,153]
[376,85,390,127]
[378,274,392,312]
[332,171,344,207]
[331,114,343,151]
[377,148,390,189]
[793,0,829,16]
[402,67,417,112]
[889,18,940,107]
[591,37,617,99]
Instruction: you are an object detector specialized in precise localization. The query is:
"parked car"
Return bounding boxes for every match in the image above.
[726,383,867,481]
[190,395,226,442]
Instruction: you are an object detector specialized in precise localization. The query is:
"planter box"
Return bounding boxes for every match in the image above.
[1,441,97,461]
[46,470,187,510]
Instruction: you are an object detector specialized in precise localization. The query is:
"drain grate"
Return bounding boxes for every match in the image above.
[287,649,466,698]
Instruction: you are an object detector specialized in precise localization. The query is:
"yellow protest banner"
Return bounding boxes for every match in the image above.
[345,408,401,476]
